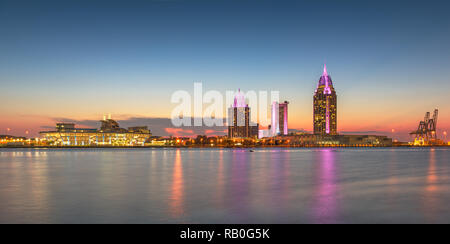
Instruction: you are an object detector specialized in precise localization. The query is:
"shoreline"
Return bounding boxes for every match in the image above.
[1,145,449,149]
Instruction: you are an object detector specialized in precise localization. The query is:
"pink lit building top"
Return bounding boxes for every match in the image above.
[233,89,248,108]
[313,64,337,135]
[316,64,333,95]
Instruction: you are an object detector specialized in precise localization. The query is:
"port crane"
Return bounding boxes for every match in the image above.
[410,109,439,145]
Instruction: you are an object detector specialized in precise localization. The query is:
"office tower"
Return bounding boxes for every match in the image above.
[314,65,337,135]
[279,101,289,135]
[271,102,279,136]
[228,89,259,138]
[271,101,289,136]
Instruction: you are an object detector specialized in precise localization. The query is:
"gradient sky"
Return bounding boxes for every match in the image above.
[1,0,449,141]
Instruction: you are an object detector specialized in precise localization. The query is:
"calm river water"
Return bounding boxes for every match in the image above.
[0,148,449,224]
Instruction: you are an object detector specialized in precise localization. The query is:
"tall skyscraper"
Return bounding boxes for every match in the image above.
[279,101,289,135]
[271,102,279,136]
[271,101,289,136]
[314,65,337,135]
[228,89,259,138]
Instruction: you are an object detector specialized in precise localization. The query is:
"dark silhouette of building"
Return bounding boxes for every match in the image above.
[279,101,289,135]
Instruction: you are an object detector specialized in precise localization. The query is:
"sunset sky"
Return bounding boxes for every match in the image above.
[1,0,449,141]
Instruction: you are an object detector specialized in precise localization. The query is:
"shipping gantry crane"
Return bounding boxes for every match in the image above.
[410,109,443,146]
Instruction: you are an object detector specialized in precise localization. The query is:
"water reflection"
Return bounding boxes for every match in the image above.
[215,150,225,209]
[269,150,290,214]
[312,149,338,224]
[423,149,439,222]
[229,150,250,221]
[169,150,184,218]
[2,148,450,224]
[29,154,50,218]
[1,150,50,223]
[386,149,400,206]
[426,149,437,192]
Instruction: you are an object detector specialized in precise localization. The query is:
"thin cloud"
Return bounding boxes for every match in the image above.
[340,131,389,135]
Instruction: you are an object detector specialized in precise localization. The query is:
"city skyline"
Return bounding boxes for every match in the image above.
[1,0,450,141]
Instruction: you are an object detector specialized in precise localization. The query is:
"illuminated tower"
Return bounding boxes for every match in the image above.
[271,102,279,136]
[314,65,337,135]
[271,101,289,136]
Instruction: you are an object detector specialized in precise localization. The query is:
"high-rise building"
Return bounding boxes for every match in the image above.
[279,101,289,135]
[314,65,337,135]
[271,101,289,136]
[271,102,279,136]
[228,89,259,138]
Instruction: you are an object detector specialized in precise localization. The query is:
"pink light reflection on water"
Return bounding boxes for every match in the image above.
[312,149,338,224]
[229,150,250,216]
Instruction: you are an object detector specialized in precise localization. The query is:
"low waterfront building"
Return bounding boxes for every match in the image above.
[272,134,393,147]
[0,135,30,147]
[258,129,271,139]
[40,117,152,146]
